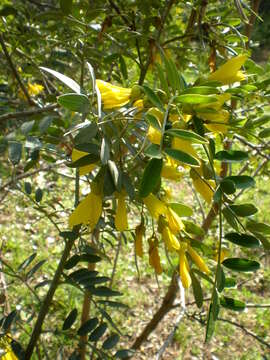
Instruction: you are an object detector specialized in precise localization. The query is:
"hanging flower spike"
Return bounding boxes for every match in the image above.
[0,335,18,360]
[208,54,248,85]
[187,245,210,274]
[162,226,180,251]
[69,183,102,230]
[71,149,96,176]
[148,238,162,275]
[143,194,167,220]
[179,246,191,289]
[135,222,145,258]
[190,168,215,205]
[96,79,131,109]
[166,207,185,234]
[115,192,128,232]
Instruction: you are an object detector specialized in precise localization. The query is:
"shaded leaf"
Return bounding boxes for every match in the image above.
[62,309,78,330]
[222,258,260,272]
[139,158,163,198]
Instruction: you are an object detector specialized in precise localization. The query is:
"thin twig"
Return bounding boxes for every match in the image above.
[0,104,58,123]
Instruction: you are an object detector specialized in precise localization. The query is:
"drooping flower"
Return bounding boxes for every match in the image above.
[190,168,215,205]
[71,149,96,176]
[179,246,191,289]
[166,207,185,234]
[115,192,128,232]
[171,137,198,159]
[96,79,131,109]
[148,238,162,274]
[187,245,210,274]
[162,226,180,251]
[208,54,248,85]
[143,194,167,220]
[27,82,44,96]
[135,222,145,258]
[69,185,102,230]
[161,158,183,181]
[0,335,18,360]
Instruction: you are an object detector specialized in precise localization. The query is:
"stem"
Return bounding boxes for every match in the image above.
[24,234,77,359]
[0,104,58,123]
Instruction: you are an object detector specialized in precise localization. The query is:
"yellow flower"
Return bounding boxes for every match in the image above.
[147,126,162,144]
[133,99,144,109]
[0,336,18,360]
[190,168,215,204]
[166,207,184,234]
[148,238,162,274]
[71,149,96,176]
[143,194,167,220]
[172,137,198,159]
[69,188,102,230]
[161,158,183,181]
[115,192,128,232]
[187,245,210,274]
[96,79,131,109]
[135,222,145,258]
[179,247,191,289]
[208,54,248,85]
[27,82,44,96]
[162,226,180,251]
[200,109,230,134]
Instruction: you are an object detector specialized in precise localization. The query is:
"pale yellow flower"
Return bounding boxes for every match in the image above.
[0,335,18,360]
[166,207,185,234]
[179,247,191,289]
[148,238,162,274]
[162,226,180,251]
[96,79,131,109]
[135,222,145,258]
[27,82,44,96]
[143,194,167,219]
[187,245,210,274]
[115,192,128,231]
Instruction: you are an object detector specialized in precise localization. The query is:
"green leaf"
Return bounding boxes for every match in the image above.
[215,150,248,163]
[222,258,260,272]
[100,137,110,164]
[97,300,129,309]
[26,260,46,280]
[145,113,161,130]
[168,203,193,217]
[225,232,260,248]
[35,188,43,203]
[144,144,162,158]
[40,67,80,93]
[102,333,120,350]
[89,323,107,342]
[222,207,238,230]
[166,129,207,144]
[8,141,22,165]
[164,148,199,166]
[176,94,217,104]
[246,220,270,235]
[62,309,78,330]
[182,220,204,237]
[259,128,270,138]
[59,231,79,241]
[216,264,226,293]
[183,86,218,95]
[74,123,98,144]
[67,154,99,168]
[205,304,216,342]
[60,0,73,14]
[77,317,99,336]
[224,277,236,288]
[58,93,90,113]
[220,179,236,195]
[139,158,163,198]
[74,143,99,155]
[143,85,164,111]
[220,296,245,312]
[18,253,36,272]
[156,63,170,97]
[0,5,17,16]
[229,204,258,217]
[108,160,122,192]
[190,271,203,308]
[225,176,255,189]
[115,349,135,359]
[163,56,180,93]
[89,286,122,297]
[24,182,32,195]
[119,56,128,79]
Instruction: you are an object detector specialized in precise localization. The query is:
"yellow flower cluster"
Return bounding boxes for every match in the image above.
[0,336,18,360]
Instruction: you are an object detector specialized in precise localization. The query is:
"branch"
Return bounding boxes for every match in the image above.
[245,0,261,45]
[0,104,58,123]
[0,32,35,106]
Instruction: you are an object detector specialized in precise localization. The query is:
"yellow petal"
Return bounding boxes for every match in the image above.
[96,79,131,109]
[208,55,248,85]
[147,126,162,145]
[188,246,210,274]
[166,208,184,234]
[143,194,167,220]
[69,192,102,230]
[179,250,191,288]
[161,161,183,181]
[190,169,215,204]
[172,137,198,159]
[135,223,145,258]
[148,239,162,274]
[115,193,128,231]
[72,149,96,176]
[162,226,180,251]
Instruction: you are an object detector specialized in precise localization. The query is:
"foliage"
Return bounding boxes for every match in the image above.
[0,0,270,359]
